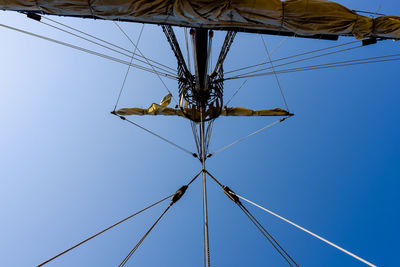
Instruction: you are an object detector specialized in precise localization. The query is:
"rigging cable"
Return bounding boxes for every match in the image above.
[205,171,298,266]
[225,42,362,105]
[119,204,172,267]
[225,40,359,75]
[114,24,144,111]
[228,44,363,79]
[237,204,294,266]
[114,22,179,105]
[225,77,251,107]
[230,192,378,267]
[224,53,400,80]
[35,18,175,76]
[238,204,298,267]
[261,35,290,112]
[112,113,196,157]
[39,15,176,73]
[352,10,385,16]
[191,121,201,155]
[38,170,202,267]
[0,23,178,80]
[37,193,174,266]
[119,171,200,266]
[225,37,289,106]
[210,116,291,157]
[205,120,215,155]
[269,37,289,56]
[200,111,211,267]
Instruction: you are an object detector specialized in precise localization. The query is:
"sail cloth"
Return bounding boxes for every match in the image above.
[1,0,400,39]
[116,105,290,117]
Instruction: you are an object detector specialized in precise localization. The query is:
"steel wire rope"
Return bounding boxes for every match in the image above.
[373,1,383,18]
[119,204,172,267]
[112,113,196,157]
[261,35,290,112]
[224,78,250,107]
[40,15,176,73]
[225,37,289,106]
[36,18,176,76]
[227,44,363,80]
[224,53,400,80]
[210,116,291,156]
[36,193,174,266]
[114,22,178,105]
[352,9,386,16]
[204,171,297,266]
[225,43,361,106]
[191,121,201,155]
[187,170,203,186]
[230,192,378,267]
[224,40,359,75]
[118,170,202,266]
[0,24,178,80]
[269,37,289,56]
[237,204,294,266]
[200,110,211,267]
[239,204,298,267]
[114,24,144,111]
[205,120,214,154]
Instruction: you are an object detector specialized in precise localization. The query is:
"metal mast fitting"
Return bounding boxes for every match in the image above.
[162,26,236,122]
[181,28,223,122]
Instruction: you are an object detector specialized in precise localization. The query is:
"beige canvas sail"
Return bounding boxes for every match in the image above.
[1,0,400,39]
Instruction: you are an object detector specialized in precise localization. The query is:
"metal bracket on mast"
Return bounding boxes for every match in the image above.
[161,25,192,80]
[212,30,236,76]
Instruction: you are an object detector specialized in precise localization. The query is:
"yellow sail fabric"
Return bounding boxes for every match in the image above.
[159,93,172,107]
[116,106,289,117]
[1,0,400,39]
[221,107,290,116]
[117,104,184,116]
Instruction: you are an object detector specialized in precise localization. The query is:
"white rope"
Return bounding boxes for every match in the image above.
[232,193,378,267]
[211,117,288,156]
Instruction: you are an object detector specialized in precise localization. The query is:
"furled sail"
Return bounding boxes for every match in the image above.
[1,0,400,39]
[115,93,290,118]
[116,106,290,117]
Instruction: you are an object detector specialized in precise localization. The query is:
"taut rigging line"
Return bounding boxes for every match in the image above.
[205,170,378,267]
[113,24,145,111]
[114,22,179,105]
[37,170,203,266]
[0,23,178,80]
[37,194,173,267]
[205,170,298,267]
[209,116,292,157]
[227,44,363,79]
[35,19,176,76]
[225,53,400,80]
[26,13,177,75]
[111,112,197,158]
[224,40,360,75]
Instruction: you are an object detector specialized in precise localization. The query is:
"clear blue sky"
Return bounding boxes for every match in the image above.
[1,1,399,266]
